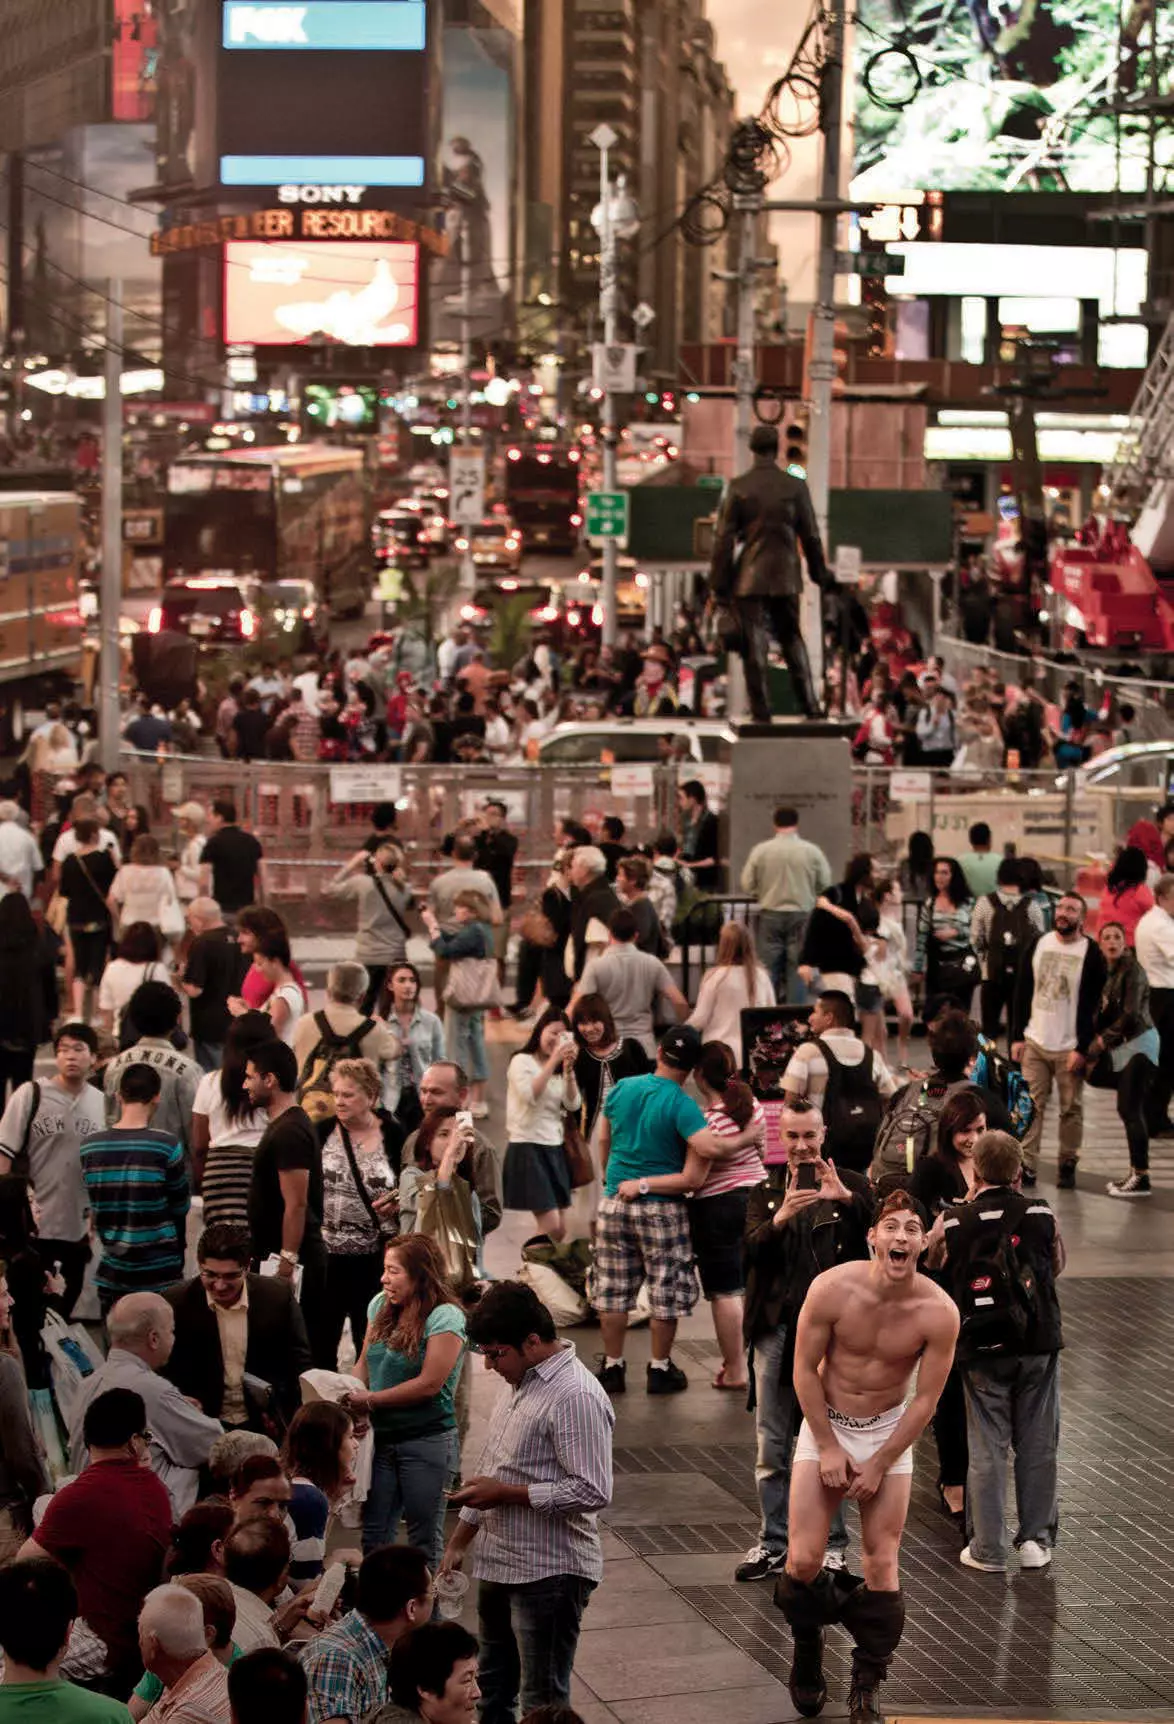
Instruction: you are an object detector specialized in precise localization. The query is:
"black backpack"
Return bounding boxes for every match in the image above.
[951,1193,1038,1357]
[813,1038,884,1173]
[870,1075,969,1185]
[986,893,1033,990]
[297,1011,376,1123]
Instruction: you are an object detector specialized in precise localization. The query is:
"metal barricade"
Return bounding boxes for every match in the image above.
[939,632,1174,740]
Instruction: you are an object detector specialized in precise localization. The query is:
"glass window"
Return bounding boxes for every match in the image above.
[960,297,986,365]
[1099,322,1149,369]
[998,297,1080,332]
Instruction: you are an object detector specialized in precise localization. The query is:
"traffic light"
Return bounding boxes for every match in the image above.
[783,404,808,478]
[862,276,889,358]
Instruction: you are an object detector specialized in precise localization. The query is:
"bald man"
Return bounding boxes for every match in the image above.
[68,1292,222,1515]
[182,896,249,1072]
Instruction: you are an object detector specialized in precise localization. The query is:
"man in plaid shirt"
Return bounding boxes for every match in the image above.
[301,1546,433,1724]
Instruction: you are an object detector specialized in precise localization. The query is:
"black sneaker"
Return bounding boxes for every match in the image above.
[789,1631,827,1718]
[646,1358,688,1394]
[1019,1166,1037,1188]
[1057,1160,1078,1191]
[595,1358,627,1395]
[734,1544,787,1583]
[848,1672,882,1724]
[1108,1170,1152,1198]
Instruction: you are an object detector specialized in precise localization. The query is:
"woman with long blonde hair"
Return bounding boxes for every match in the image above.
[345,1234,466,1564]
[688,920,775,1067]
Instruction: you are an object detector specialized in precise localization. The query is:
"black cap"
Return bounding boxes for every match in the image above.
[658,1024,704,1070]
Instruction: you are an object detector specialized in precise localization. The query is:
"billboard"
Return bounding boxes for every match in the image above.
[851,0,1174,196]
[223,240,420,345]
[431,26,513,343]
[217,0,429,190]
[112,0,160,121]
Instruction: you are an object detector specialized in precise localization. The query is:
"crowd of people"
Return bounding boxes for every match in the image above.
[1,729,1171,1724]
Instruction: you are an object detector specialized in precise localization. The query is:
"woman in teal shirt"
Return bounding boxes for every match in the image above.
[347,1234,466,1565]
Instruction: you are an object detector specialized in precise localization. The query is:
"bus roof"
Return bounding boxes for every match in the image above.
[174,445,362,474]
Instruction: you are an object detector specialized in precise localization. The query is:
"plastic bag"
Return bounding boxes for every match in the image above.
[40,1310,103,1430]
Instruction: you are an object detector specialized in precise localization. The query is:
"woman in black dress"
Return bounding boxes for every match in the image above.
[911,1085,987,1532]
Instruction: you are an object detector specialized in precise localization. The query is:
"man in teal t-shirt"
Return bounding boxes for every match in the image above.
[594,1024,760,1398]
[0,1560,131,1722]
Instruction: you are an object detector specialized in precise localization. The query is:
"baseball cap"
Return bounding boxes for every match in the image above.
[658,1024,704,1070]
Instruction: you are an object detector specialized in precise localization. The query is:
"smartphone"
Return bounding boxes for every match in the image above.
[795,1161,819,1192]
[454,1109,475,1137]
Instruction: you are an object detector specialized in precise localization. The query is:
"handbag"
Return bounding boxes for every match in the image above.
[45,891,68,936]
[370,868,414,940]
[934,947,979,999]
[444,955,503,1012]
[160,873,186,940]
[563,1115,595,1190]
[519,906,557,948]
[338,1122,396,1238]
[416,1176,480,1288]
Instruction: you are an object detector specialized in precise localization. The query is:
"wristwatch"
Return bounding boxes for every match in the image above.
[637,1178,650,1197]
[279,1249,299,1266]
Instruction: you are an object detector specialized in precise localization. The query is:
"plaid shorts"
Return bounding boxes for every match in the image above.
[592,1196,699,1320]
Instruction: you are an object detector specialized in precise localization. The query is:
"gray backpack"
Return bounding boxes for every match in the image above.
[870,1076,969,1185]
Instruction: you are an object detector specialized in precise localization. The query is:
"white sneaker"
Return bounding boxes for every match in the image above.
[960,1544,1006,1573]
[823,1549,847,1572]
[1018,1540,1052,1569]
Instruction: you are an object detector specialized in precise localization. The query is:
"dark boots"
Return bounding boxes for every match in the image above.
[840,1587,906,1724]
[774,1574,904,1723]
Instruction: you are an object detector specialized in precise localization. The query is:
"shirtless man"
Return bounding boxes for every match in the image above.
[774,1188,959,1724]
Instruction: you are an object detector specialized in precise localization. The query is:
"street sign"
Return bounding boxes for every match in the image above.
[834,544,862,585]
[448,449,485,525]
[586,490,630,545]
[833,250,907,278]
[592,343,638,394]
[697,473,725,491]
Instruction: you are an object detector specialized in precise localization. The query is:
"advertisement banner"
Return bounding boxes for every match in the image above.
[432,26,513,343]
[851,0,1172,196]
[223,240,420,346]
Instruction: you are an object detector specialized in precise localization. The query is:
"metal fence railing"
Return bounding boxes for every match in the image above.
[938,631,1174,739]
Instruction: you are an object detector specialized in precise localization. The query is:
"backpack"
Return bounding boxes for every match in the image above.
[297,1011,376,1123]
[672,879,723,944]
[972,1035,1035,1141]
[813,1038,884,1174]
[985,893,1033,990]
[951,1193,1038,1356]
[871,1075,970,1185]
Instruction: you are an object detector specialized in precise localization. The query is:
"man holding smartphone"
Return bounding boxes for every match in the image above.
[734,1100,874,1584]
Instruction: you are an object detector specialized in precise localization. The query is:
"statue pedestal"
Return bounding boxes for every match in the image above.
[723,719,856,886]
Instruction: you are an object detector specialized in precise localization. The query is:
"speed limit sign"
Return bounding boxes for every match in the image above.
[449,450,486,525]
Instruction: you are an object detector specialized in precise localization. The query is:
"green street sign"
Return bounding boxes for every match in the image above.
[697,474,725,491]
[586,490,630,544]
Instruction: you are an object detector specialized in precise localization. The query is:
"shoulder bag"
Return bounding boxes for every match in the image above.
[337,1122,396,1238]
[370,868,414,940]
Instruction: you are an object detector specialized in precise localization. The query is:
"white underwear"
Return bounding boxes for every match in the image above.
[794,1402,914,1477]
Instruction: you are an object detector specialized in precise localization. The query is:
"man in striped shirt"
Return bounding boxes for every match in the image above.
[81,1062,189,1315]
[440,1282,614,1724]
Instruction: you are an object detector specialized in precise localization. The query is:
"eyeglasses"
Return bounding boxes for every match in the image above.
[472,1344,512,1362]
[200,1268,245,1285]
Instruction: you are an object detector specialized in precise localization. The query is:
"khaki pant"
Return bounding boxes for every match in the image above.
[1021,1040,1084,1172]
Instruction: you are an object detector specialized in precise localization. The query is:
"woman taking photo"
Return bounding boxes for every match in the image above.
[910,1086,987,1530]
[1086,920,1159,1200]
[347,1235,466,1566]
[282,1401,359,1584]
[913,856,977,1012]
[383,962,446,1138]
[191,1012,275,1227]
[324,841,416,1015]
[504,1009,581,1244]
[688,922,775,1068]
[318,1058,403,1367]
[689,1042,766,1392]
[398,1108,482,1289]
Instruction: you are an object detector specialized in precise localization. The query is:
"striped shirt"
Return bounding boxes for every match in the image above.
[697,1100,767,1197]
[460,1341,614,1584]
[80,1127,189,1299]
[142,1649,230,1723]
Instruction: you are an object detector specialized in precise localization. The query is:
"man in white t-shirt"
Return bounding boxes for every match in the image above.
[1011,891,1107,1191]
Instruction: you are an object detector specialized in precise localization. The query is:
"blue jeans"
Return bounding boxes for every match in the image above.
[362,1429,456,1569]
[446,1006,488,1083]
[754,1326,847,1557]
[756,910,810,1005]
[195,1040,224,1074]
[963,1352,1060,1565]
[477,1573,596,1724]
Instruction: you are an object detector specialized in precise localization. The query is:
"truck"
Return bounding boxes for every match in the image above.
[0,490,85,749]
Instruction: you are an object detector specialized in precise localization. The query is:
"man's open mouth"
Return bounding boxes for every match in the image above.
[888,1246,910,1265]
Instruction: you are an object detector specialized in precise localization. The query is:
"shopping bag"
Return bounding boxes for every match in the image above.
[40,1310,103,1430]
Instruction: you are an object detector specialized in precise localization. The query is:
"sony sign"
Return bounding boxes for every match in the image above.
[277,185,368,205]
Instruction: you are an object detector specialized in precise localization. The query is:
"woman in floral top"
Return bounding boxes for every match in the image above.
[316,1058,403,1369]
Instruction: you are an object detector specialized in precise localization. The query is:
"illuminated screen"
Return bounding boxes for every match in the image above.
[223,240,420,346]
[217,0,428,191]
[303,382,378,428]
[852,0,1174,196]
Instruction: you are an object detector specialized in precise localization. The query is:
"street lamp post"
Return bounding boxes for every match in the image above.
[590,123,639,649]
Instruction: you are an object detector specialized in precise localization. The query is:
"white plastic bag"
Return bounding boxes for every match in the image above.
[40,1310,104,1430]
[516,1259,588,1328]
[299,1368,372,1509]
